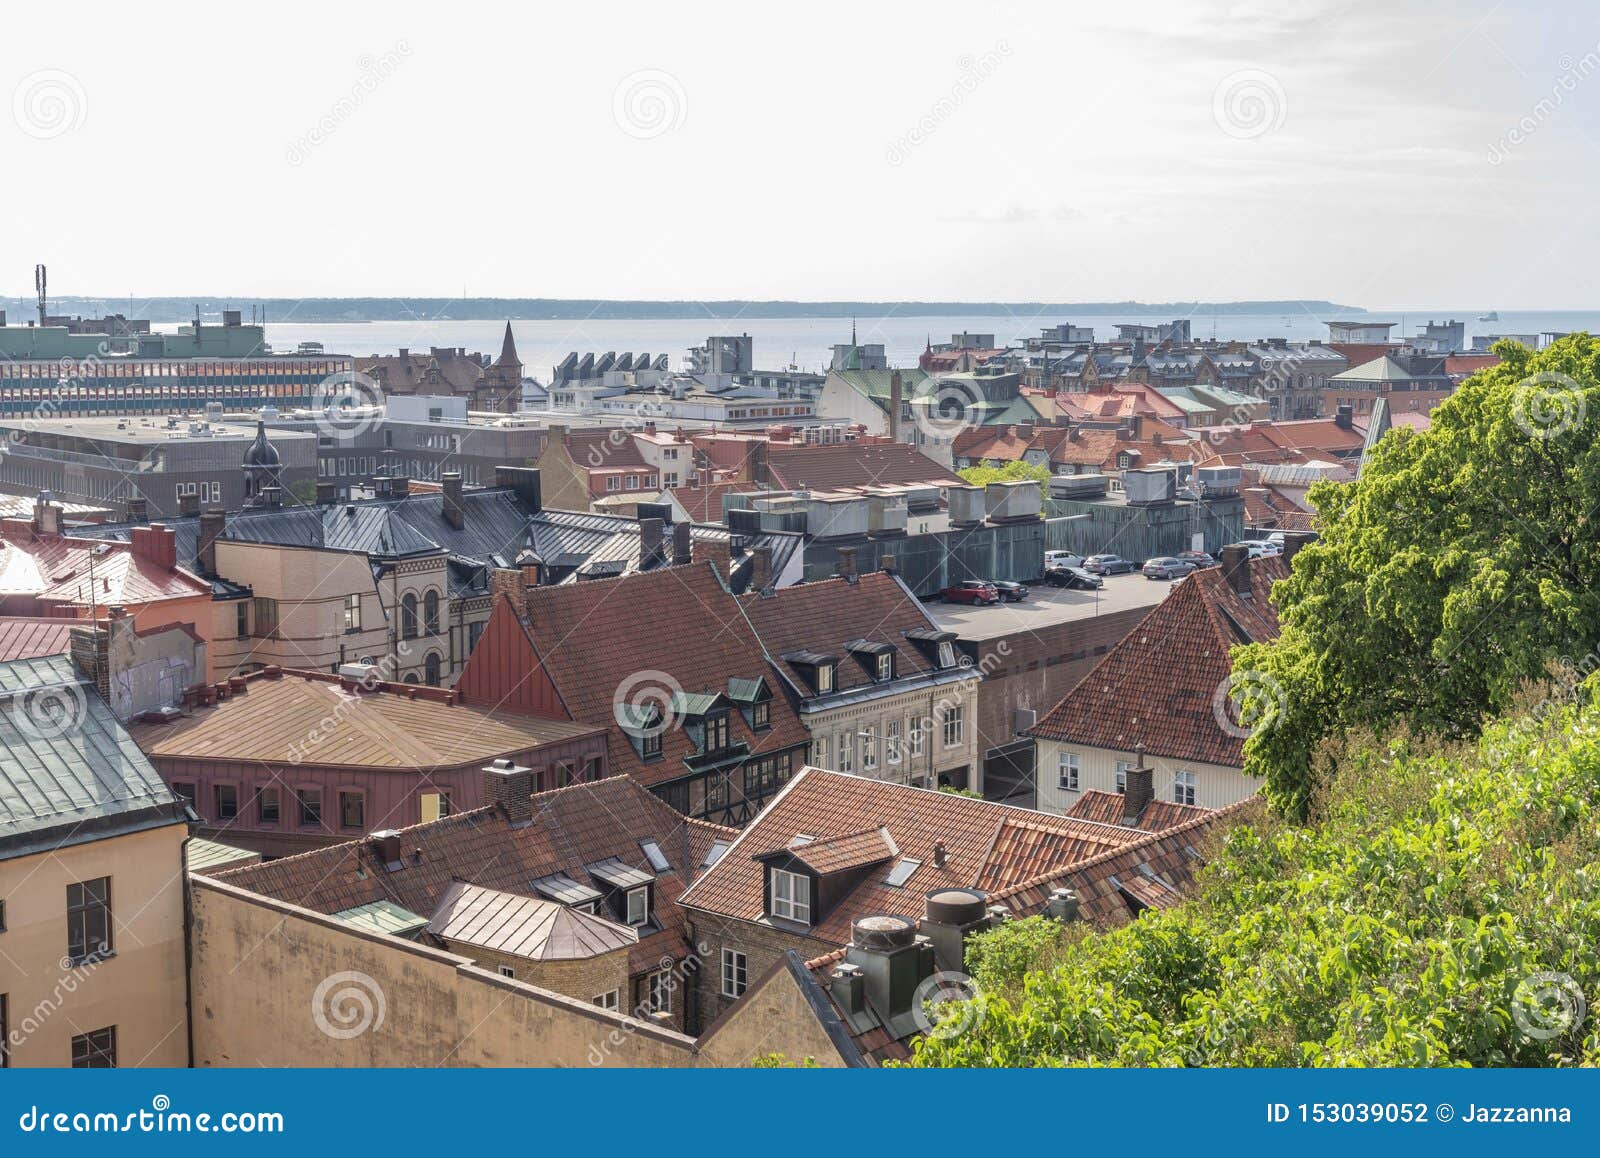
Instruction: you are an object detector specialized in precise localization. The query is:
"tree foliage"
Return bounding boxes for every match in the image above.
[1237,334,1600,816]
[957,459,1052,500]
[908,689,1600,1067]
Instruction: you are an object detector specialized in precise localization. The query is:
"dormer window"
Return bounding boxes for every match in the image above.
[625,886,650,926]
[816,664,834,693]
[938,642,956,669]
[728,677,773,731]
[703,712,730,754]
[876,652,894,681]
[752,700,769,728]
[781,651,838,697]
[770,868,811,924]
[845,639,896,682]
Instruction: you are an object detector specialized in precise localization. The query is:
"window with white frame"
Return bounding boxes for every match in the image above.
[1173,769,1197,806]
[1115,761,1130,794]
[886,719,902,765]
[646,970,672,1014]
[343,593,361,631]
[1058,751,1080,791]
[942,705,965,748]
[594,990,619,1010]
[770,868,811,923]
[498,965,515,978]
[836,732,853,773]
[861,725,878,770]
[812,733,830,767]
[909,717,926,759]
[625,886,649,926]
[875,652,893,681]
[721,948,748,998]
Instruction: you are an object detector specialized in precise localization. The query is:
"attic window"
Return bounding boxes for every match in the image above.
[816,664,834,693]
[884,858,921,887]
[876,652,894,681]
[701,839,731,869]
[639,839,670,873]
[937,641,957,669]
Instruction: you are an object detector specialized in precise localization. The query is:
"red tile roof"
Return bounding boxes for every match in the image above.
[667,479,755,524]
[739,571,942,695]
[765,442,964,492]
[0,532,208,609]
[1029,558,1287,767]
[500,560,813,790]
[680,768,1160,946]
[217,775,736,976]
[1063,789,1212,830]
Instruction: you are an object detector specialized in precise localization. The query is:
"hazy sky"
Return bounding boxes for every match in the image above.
[4,0,1596,307]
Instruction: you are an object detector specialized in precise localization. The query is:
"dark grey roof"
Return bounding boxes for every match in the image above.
[0,655,188,860]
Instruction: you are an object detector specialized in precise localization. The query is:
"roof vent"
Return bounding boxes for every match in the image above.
[851,914,918,952]
[369,829,403,870]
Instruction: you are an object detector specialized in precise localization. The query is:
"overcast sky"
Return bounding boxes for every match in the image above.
[3,0,1595,307]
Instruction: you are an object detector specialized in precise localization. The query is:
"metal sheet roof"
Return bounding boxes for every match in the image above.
[427,880,637,961]
[0,655,186,859]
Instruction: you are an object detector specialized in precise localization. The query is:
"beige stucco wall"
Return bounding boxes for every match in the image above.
[802,679,980,792]
[699,960,850,1067]
[436,939,631,1011]
[1034,736,1259,813]
[189,876,702,1067]
[0,822,189,1067]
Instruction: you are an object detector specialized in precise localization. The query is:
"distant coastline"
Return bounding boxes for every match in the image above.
[4,296,1367,325]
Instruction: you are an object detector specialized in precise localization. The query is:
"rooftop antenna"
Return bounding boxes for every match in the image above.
[34,263,46,326]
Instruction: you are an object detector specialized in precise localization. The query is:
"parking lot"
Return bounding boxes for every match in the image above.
[924,571,1176,641]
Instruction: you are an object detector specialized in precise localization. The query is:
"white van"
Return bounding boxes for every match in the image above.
[1044,551,1085,571]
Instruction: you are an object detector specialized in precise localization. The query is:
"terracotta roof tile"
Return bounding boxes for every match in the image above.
[1029,558,1286,767]
[217,775,736,972]
[765,442,963,492]
[681,768,1160,946]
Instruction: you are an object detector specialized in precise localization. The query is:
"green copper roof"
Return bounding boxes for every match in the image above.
[334,899,429,939]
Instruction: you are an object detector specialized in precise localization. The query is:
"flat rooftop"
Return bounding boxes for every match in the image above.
[2,415,317,445]
[925,571,1174,640]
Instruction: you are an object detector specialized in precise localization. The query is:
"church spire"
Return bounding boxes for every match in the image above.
[495,320,520,368]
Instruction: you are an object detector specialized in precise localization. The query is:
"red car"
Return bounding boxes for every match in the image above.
[942,580,1001,605]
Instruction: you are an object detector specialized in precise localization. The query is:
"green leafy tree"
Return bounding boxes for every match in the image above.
[908,687,1600,1067]
[1236,334,1600,817]
[958,459,1052,501]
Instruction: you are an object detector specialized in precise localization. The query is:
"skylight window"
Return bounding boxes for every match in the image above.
[640,839,670,873]
[701,839,731,869]
[884,858,922,888]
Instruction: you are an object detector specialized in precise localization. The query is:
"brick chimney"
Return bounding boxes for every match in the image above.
[1123,744,1153,824]
[130,524,177,571]
[640,517,665,567]
[1335,403,1354,430]
[391,476,410,500]
[126,496,148,522]
[482,758,535,824]
[491,567,528,619]
[197,508,226,576]
[672,520,693,566]
[316,481,337,506]
[1220,543,1251,597]
[1280,530,1316,564]
[752,543,774,593]
[880,554,897,575]
[748,438,771,487]
[178,492,201,517]
[35,493,63,537]
[837,545,858,585]
[442,471,465,530]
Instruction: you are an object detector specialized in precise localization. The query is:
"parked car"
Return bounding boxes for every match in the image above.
[1043,550,1084,572]
[942,580,1001,605]
[1237,539,1283,559]
[988,580,1029,602]
[1177,550,1217,568]
[1083,554,1137,575]
[1143,556,1198,580]
[1042,566,1103,590]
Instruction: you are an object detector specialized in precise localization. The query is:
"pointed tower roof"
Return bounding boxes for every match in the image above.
[494,320,520,368]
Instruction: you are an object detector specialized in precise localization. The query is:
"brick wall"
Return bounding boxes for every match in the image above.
[685,910,834,1033]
